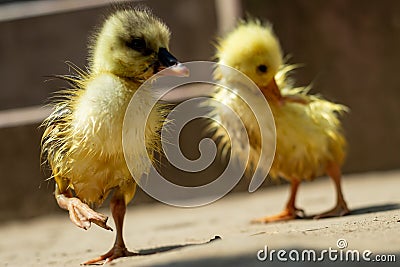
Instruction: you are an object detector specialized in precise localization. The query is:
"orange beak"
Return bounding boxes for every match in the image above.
[260,77,283,103]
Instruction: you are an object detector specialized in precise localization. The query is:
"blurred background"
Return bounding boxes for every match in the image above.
[0,0,399,222]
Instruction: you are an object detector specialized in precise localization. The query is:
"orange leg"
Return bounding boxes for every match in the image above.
[252,179,304,223]
[55,185,112,231]
[83,193,137,265]
[314,163,350,219]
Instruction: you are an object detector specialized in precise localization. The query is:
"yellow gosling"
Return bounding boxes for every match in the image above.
[208,21,350,223]
[41,8,187,264]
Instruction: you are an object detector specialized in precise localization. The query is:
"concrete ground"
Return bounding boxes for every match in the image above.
[1,170,399,267]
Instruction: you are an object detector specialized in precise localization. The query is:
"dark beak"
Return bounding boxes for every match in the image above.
[158,47,179,67]
[157,47,189,77]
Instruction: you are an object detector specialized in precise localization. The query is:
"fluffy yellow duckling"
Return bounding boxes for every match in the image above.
[41,8,187,264]
[208,21,350,223]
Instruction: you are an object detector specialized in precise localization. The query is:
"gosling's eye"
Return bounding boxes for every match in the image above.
[257,64,268,73]
[127,38,146,51]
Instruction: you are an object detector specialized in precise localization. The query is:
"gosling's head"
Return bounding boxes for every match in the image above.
[216,21,283,89]
[89,8,182,80]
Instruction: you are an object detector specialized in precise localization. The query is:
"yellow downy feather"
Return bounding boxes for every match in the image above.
[41,9,169,207]
[208,21,348,182]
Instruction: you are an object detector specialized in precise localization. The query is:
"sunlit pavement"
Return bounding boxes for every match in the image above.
[1,170,399,266]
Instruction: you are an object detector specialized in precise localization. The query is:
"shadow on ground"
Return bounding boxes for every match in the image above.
[302,203,400,220]
[87,236,222,265]
[136,235,221,256]
[349,203,400,215]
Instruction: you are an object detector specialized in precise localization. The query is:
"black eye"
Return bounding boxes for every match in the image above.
[257,64,268,73]
[127,37,146,51]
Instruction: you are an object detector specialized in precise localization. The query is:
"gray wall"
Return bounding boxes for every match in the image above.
[0,0,399,222]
